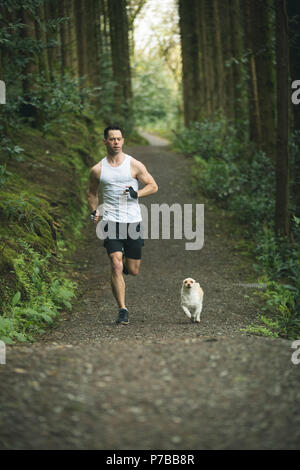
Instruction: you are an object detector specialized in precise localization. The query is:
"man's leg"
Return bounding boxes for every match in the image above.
[123,230,143,275]
[109,251,127,309]
[123,257,141,276]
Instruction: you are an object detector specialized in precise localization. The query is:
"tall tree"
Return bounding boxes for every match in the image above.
[220,0,235,120]
[212,0,225,113]
[20,7,38,99]
[108,0,133,126]
[196,0,209,116]
[287,0,300,131]
[275,0,290,237]
[35,4,50,81]
[242,0,262,146]
[58,0,68,75]
[74,0,88,86]
[178,0,201,125]
[287,0,300,217]
[85,0,101,88]
[66,0,79,77]
[228,0,245,124]
[45,0,59,81]
[204,0,217,115]
[19,6,41,124]
[252,0,276,160]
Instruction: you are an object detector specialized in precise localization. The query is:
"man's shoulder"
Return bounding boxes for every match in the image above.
[129,156,145,169]
[90,160,103,179]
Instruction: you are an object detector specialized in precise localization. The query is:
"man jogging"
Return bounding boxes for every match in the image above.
[88,126,158,324]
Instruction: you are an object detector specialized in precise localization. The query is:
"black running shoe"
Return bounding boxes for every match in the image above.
[116,308,129,324]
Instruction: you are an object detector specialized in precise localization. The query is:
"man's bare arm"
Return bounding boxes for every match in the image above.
[88,166,101,221]
[134,161,158,198]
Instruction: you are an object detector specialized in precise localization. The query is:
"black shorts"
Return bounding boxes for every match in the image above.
[102,222,144,260]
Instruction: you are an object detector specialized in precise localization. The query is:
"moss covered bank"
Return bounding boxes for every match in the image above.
[0,115,102,343]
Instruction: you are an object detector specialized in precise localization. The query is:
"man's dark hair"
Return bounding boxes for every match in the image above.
[104,125,123,140]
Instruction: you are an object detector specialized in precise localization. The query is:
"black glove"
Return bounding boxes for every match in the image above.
[126,186,138,199]
[90,209,97,221]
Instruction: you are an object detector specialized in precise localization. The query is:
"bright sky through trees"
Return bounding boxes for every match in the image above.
[134,0,178,53]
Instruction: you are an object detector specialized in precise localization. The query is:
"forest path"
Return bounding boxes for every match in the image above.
[138,129,170,146]
[0,143,299,450]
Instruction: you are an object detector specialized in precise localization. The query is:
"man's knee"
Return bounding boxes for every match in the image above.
[126,260,140,276]
[128,266,139,276]
[110,254,123,275]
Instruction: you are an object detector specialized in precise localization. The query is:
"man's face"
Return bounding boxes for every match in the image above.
[104,130,124,154]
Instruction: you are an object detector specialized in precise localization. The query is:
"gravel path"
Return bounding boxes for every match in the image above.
[138,130,170,147]
[1,142,300,450]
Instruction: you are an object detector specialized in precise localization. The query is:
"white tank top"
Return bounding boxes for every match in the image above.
[100,154,142,223]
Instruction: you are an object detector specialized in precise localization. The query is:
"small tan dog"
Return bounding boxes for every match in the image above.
[181,278,204,323]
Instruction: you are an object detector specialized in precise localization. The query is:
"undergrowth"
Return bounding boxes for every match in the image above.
[0,243,76,344]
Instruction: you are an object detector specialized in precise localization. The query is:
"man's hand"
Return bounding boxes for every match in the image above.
[90,210,100,223]
[124,186,138,199]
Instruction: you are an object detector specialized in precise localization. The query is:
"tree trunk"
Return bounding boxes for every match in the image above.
[35,5,50,81]
[212,0,225,114]
[205,0,217,116]
[252,0,276,160]
[196,0,210,116]
[19,7,40,125]
[101,0,110,53]
[220,0,235,120]
[58,0,68,75]
[178,0,202,125]
[242,0,262,145]
[275,0,290,237]
[287,0,300,131]
[45,0,59,81]
[86,0,100,88]
[229,0,245,124]
[287,0,300,217]
[74,0,88,86]
[66,0,79,77]
[108,0,133,127]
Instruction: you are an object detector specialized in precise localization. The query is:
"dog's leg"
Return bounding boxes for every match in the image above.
[195,303,202,323]
[181,305,192,320]
[190,308,196,323]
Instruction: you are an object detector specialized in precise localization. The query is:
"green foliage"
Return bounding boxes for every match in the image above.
[27,74,86,129]
[243,317,280,338]
[0,164,12,186]
[0,250,76,343]
[0,192,56,255]
[180,120,275,228]
[132,57,178,127]
[173,119,243,161]
[251,217,300,339]
[0,1,99,136]
[0,209,77,344]
[0,135,25,161]
[174,119,277,227]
